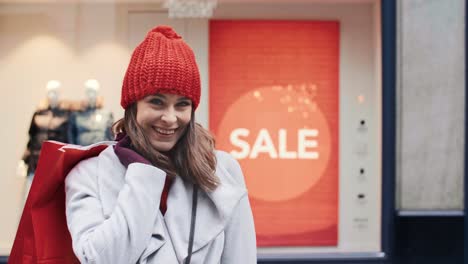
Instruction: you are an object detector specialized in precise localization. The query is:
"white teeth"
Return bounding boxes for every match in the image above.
[155,127,175,135]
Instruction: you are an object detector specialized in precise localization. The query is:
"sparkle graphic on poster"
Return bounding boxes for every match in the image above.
[210,20,339,246]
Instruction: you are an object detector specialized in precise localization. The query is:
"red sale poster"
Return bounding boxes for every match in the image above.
[209,20,339,246]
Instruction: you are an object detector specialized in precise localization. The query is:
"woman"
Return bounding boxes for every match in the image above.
[65,25,257,264]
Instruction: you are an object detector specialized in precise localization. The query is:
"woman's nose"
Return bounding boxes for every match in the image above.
[161,109,177,124]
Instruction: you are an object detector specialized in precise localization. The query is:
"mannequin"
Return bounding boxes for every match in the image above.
[22,80,71,200]
[85,79,99,108]
[47,80,61,109]
[68,79,114,146]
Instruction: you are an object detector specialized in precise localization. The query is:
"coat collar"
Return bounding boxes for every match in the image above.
[96,146,247,261]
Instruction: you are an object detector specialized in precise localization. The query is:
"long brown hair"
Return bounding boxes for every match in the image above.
[112,103,219,192]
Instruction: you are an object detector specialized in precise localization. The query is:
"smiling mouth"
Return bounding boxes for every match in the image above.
[154,127,177,136]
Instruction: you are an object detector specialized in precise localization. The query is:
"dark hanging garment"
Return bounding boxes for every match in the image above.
[67,107,114,146]
[22,107,71,175]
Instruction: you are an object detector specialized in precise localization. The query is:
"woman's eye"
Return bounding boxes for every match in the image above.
[177,101,191,107]
[150,98,164,105]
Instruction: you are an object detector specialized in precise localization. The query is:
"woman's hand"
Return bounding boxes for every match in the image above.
[114,134,151,168]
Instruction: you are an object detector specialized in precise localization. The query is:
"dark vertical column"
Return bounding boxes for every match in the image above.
[381,0,397,262]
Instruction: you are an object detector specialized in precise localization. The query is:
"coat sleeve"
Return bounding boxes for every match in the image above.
[105,112,114,141]
[22,111,38,163]
[220,154,257,264]
[67,112,77,145]
[65,158,166,264]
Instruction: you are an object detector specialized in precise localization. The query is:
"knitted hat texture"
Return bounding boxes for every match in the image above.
[121,25,201,109]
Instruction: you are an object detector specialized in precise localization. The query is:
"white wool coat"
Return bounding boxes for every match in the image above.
[65,146,257,263]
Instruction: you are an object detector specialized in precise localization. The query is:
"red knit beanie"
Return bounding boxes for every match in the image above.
[121,25,201,109]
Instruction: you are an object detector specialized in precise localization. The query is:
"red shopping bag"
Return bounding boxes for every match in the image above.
[9,141,110,263]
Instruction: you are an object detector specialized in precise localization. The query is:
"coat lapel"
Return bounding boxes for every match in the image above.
[164,159,247,262]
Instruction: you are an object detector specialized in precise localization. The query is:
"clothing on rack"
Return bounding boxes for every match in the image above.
[22,107,71,175]
[68,107,114,146]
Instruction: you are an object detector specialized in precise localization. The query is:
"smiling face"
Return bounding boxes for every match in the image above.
[136,93,193,152]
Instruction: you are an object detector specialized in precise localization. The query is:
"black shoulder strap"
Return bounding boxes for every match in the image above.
[185,186,198,264]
